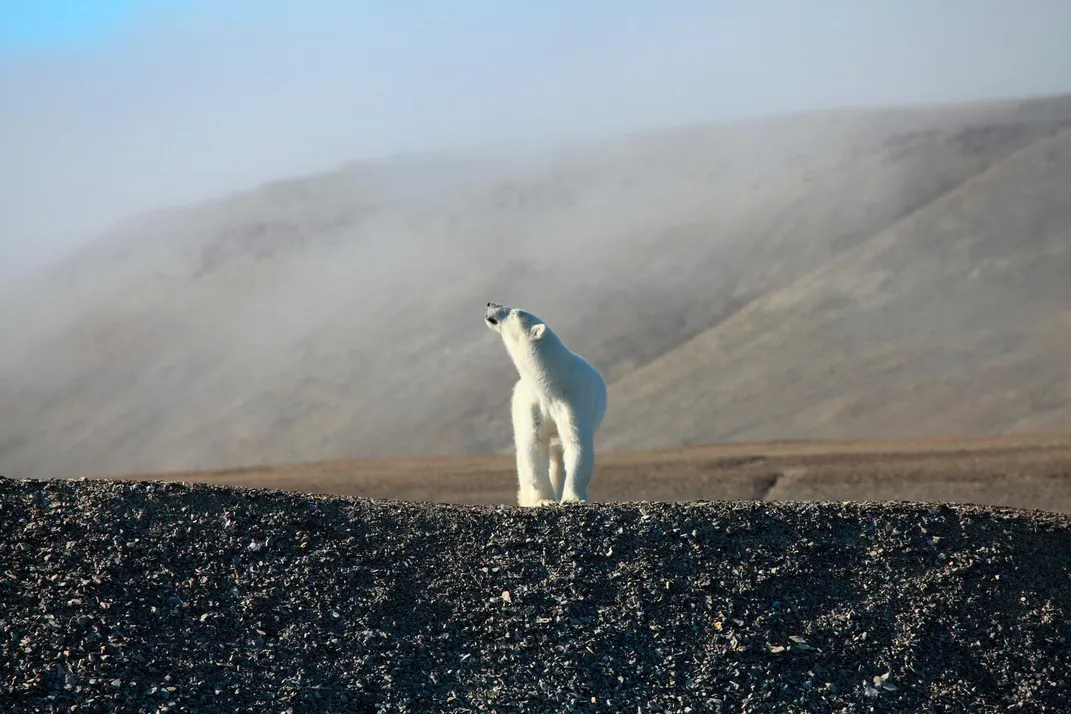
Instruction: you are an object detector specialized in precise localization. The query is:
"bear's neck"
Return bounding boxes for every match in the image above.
[504,333,567,388]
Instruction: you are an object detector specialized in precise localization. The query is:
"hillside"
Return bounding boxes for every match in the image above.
[600,123,1071,448]
[3,478,1070,712]
[3,94,1071,479]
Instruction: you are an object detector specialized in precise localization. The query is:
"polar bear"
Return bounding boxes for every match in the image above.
[484,302,607,506]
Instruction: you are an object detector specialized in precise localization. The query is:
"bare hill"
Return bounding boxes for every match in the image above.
[601,123,1071,448]
[3,95,1071,479]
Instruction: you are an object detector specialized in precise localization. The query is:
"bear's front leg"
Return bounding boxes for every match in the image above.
[515,434,556,506]
[511,382,557,507]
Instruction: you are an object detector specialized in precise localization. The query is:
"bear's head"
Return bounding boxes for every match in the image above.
[485,302,548,344]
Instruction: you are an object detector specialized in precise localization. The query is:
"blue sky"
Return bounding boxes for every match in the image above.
[3,0,1071,278]
[0,0,157,51]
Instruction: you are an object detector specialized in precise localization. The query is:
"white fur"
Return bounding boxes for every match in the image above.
[484,302,607,506]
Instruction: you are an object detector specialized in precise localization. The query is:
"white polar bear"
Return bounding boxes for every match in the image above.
[484,302,607,506]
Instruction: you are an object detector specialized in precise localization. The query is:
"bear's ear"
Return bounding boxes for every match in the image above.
[529,323,547,341]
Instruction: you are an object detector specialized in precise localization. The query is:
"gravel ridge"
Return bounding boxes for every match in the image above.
[2,477,1069,713]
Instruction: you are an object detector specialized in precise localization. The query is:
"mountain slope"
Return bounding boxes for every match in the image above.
[600,125,1071,448]
[3,95,1071,478]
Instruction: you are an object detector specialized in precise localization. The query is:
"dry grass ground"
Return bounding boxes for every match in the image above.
[126,431,1071,513]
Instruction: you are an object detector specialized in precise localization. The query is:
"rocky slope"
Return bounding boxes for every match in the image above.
[2,477,1068,712]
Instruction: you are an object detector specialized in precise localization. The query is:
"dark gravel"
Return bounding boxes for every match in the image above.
[2,477,1069,713]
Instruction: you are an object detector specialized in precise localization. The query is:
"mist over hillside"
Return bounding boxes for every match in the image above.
[3,94,1071,479]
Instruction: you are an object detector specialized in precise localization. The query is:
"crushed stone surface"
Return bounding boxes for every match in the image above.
[1,477,1069,713]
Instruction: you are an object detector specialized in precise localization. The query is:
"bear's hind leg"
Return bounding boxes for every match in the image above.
[556,412,595,503]
[548,435,566,502]
[511,381,556,507]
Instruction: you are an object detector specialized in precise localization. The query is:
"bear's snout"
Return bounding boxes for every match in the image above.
[486,302,509,329]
